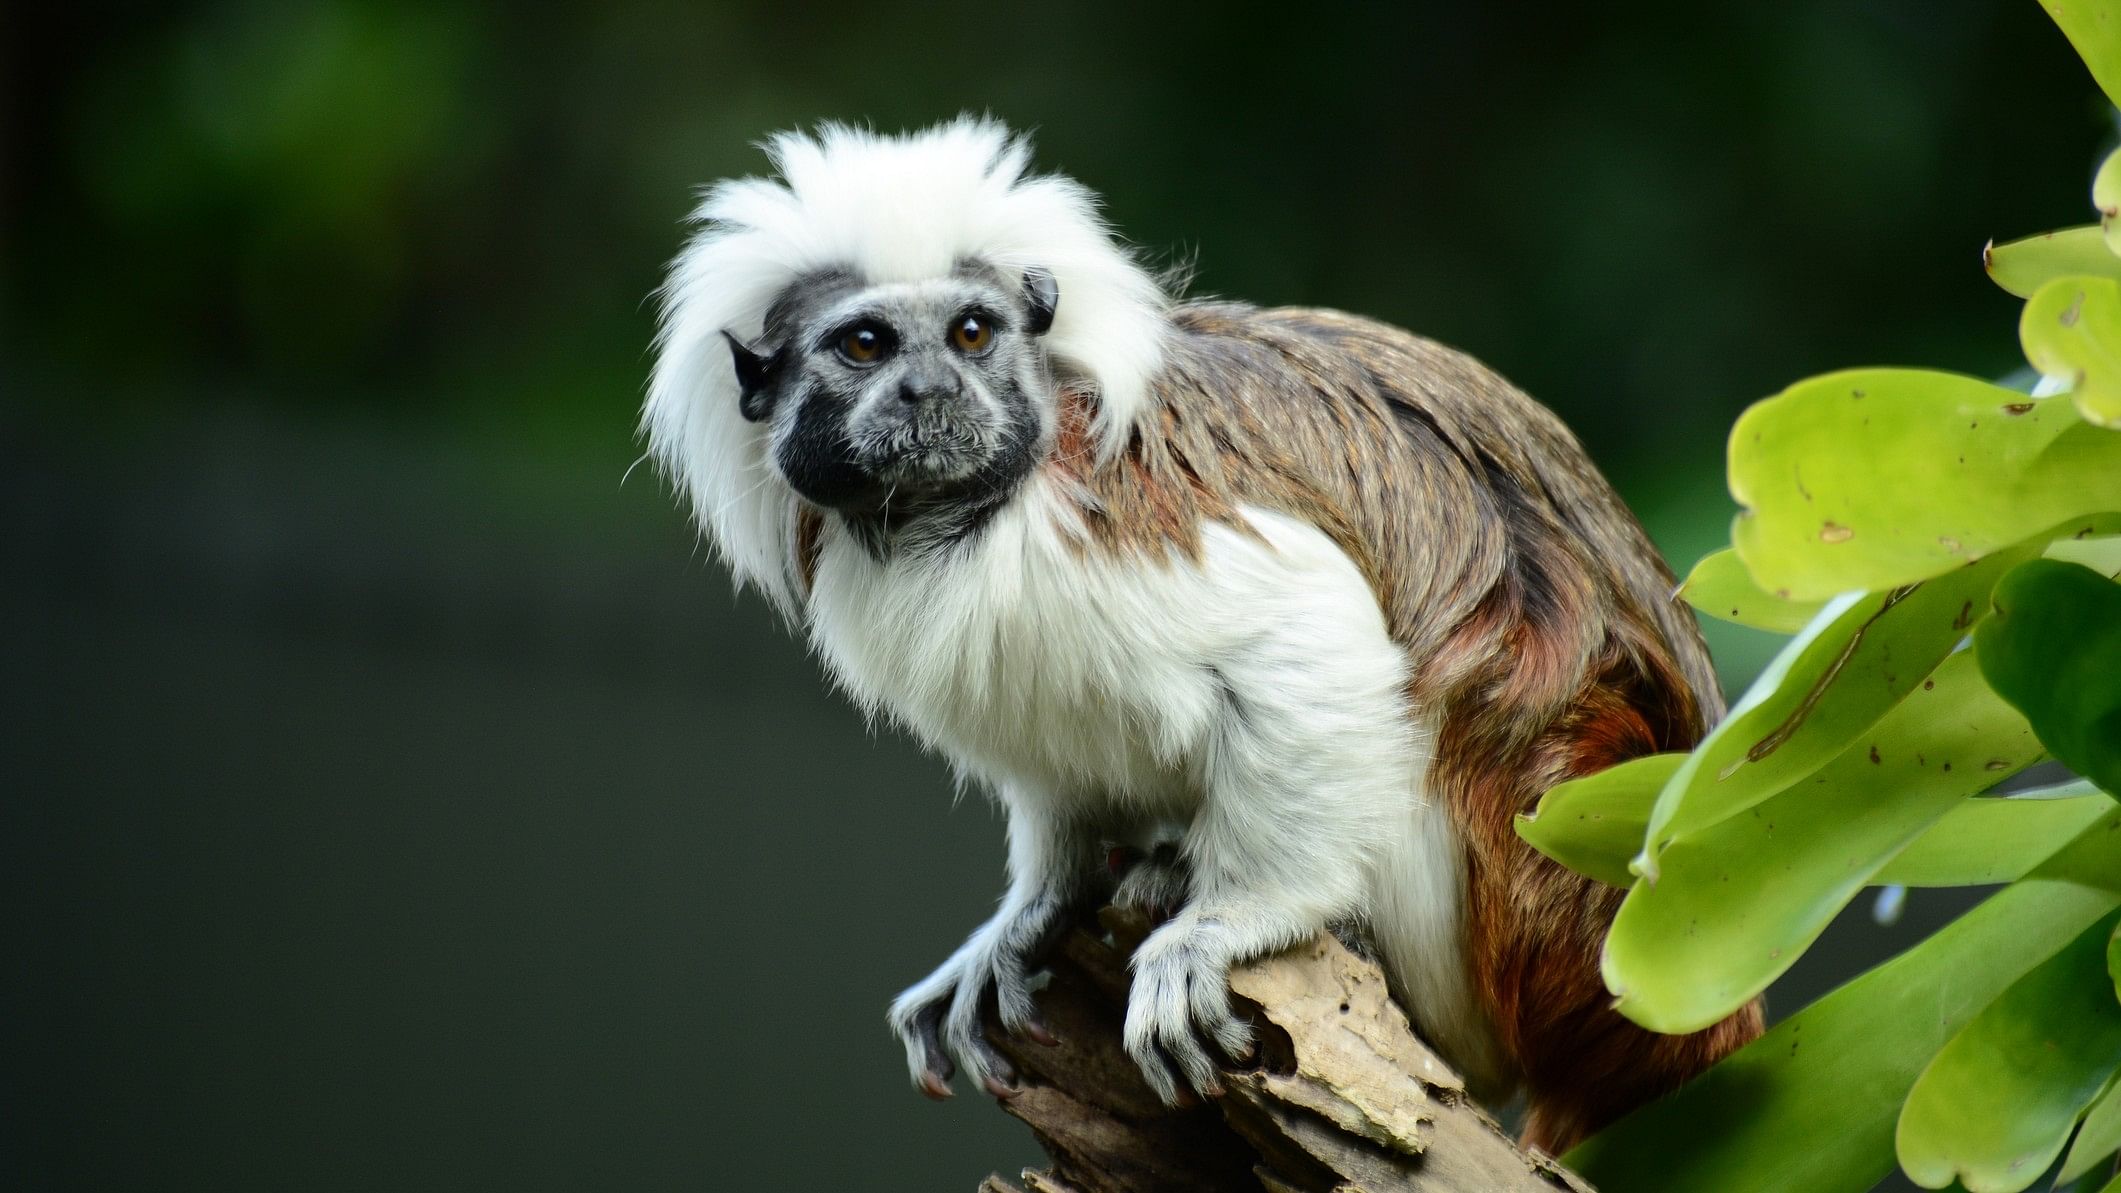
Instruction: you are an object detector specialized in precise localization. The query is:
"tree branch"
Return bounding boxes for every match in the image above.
[976,911,1595,1193]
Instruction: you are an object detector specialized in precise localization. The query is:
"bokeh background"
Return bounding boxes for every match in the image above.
[4,2,2114,1190]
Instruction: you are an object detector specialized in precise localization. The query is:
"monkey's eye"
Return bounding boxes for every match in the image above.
[950,315,992,354]
[838,325,888,365]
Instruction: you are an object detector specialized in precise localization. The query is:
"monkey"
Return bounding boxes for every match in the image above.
[644,119,1763,1155]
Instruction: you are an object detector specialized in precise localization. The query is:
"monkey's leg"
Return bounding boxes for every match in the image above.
[886,794,1097,1100]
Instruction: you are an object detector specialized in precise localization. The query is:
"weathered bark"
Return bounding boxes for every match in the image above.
[977,911,1595,1193]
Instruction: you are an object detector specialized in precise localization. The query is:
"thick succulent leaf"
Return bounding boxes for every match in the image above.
[1729,367,2121,598]
[1975,559,2121,799]
[2061,1075,2121,1184]
[2113,917,2120,1006]
[1528,778,2104,897]
[2099,147,2121,256]
[2048,529,2121,575]
[1567,807,2121,1193]
[1517,753,1682,887]
[2042,1,2121,111]
[1896,910,2121,1192]
[1985,226,2121,298]
[1679,548,1827,632]
[2022,275,2121,428]
[1875,783,2112,886]
[1639,540,2045,874]
[1606,652,2042,1033]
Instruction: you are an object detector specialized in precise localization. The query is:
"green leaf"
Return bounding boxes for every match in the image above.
[2043,1,2121,111]
[2022,275,2121,428]
[2098,148,2121,257]
[1532,774,2107,893]
[1640,539,2049,874]
[1985,226,2121,298]
[1566,807,2121,1193]
[1679,548,1828,633]
[1975,559,2121,798]
[1875,783,2114,886]
[1729,366,2121,598]
[2113,917,2120,1006]
[1896,910,2121,1192]
[1605,652,2043,1033]
[2048,529,2121,576]
[1517,753,1683,887]
[2061,1075,2121,1184]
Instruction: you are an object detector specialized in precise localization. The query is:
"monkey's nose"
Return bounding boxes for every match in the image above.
[897,373,962,405]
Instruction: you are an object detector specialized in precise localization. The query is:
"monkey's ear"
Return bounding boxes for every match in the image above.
[722,331,779,422]
[1021,268,1059,336]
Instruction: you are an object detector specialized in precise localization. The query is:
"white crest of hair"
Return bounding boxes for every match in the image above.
[643,117,1169,614]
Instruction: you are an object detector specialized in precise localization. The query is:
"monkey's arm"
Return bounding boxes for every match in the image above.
[887,790,1102,1098]
[1121,520,1420,1103]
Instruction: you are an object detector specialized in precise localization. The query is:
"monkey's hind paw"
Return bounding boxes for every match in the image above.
[1108,840,1189,923]
[1122,923,1255,1105]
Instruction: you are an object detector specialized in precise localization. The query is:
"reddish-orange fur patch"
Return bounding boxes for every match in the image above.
[1432,632,1761,1155]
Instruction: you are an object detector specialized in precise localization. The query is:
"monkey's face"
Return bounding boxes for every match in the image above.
[730,265,1059,517]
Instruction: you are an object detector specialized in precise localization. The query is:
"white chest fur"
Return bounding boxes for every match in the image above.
[803,478,1226,804]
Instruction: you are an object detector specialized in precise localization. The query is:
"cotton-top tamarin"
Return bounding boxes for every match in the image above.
[645,119,1762,1153]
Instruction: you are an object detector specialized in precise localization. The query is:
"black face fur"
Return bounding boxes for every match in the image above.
[729,263,1059,539]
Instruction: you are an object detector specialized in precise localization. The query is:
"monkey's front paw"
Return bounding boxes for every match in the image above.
[887,942,1055,1102]
[1123,917,1255,1104]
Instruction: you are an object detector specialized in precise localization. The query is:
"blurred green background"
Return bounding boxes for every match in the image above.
[3,2,2112,1190]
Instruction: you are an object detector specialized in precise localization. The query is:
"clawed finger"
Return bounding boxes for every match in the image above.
[961,1034,1020,1098]
[1020,1013,1060,1047]
[911,1001,956,1099]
